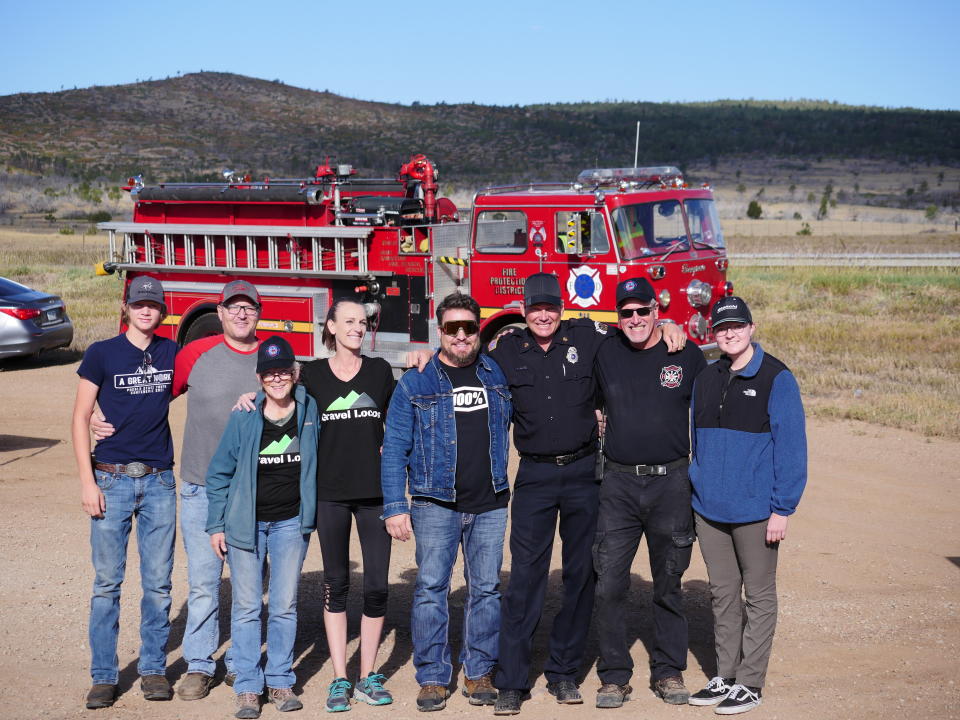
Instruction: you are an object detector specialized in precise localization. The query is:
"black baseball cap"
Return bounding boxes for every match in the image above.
[257,335,296,373]
[710,296,753,329]
[523,273,562,306]
[126,275,166,312]
[615,277,655,306]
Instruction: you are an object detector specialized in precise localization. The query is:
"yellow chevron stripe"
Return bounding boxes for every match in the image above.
[161,315,313,333]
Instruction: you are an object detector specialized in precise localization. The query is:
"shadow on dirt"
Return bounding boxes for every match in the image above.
[0,347,82,370]
[0,434,61,467]
[112,561,716,696]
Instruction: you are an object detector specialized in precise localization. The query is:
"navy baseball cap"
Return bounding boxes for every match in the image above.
[126,275,166,312]
[523,273,562,306]
[615,277,655,306]
[257,335,296,373]
[710,296,753,329]
[220,279,261,305]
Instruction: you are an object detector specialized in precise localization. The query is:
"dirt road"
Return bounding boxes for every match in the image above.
[1,354,958,719]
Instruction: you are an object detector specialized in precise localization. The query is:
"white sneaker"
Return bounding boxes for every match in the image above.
[714,684,762,715]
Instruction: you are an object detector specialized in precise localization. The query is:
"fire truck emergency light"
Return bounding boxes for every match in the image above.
[576,166,684,186]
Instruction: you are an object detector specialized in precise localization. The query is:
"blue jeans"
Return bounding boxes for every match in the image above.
[180,482,232,676]
[226,516,309,694]
[410,500,507,686]
[89,469,177,684]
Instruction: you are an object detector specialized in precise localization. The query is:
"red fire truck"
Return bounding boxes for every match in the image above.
[98,155,731,365]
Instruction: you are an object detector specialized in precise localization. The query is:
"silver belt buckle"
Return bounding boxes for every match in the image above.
[126,462,148,478]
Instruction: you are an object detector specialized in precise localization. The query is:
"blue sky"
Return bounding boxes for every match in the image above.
[2,0,957,110]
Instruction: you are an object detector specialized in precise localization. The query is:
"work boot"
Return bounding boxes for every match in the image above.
[235,692,262,719]
[546,680,582,704]
[653,675,690,705]
[596,683,632,709]
[177,672,214,700]
[140,674,173,701]
[416,685,450,712]
[462,671,497,705]
[85,684,117,709]
[493,689,525,715]
[268,686,303,712]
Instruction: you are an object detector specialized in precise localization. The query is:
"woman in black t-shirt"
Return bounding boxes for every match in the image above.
[299,299,396,710]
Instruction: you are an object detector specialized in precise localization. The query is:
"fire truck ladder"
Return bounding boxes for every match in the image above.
[97,222,391,279]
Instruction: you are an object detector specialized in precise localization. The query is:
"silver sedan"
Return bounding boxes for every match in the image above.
[0,277,74,360]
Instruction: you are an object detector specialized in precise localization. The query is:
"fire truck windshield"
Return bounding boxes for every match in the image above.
[611,200,688,260]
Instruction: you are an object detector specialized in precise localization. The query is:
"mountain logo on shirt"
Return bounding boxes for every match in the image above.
[261,434,299,455]
[659,364,683,389]
[260,434,301,465]
[322,391,382,422]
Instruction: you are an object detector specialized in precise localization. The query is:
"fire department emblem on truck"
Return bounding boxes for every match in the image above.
[567,265,602,308]
[660,364,683,389]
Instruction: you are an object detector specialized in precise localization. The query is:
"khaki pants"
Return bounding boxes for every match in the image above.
[694,513,779,688]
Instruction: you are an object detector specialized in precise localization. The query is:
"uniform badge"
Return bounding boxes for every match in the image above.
[566,346,579,365]
[594,320,608,335]
[660,364,682,388]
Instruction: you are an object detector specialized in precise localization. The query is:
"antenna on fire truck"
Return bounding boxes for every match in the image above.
[634,121,640,169]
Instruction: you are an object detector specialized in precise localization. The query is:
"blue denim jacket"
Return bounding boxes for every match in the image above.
[381,352,512,519]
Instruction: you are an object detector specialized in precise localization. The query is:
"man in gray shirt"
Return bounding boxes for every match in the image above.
[92,279,262,700]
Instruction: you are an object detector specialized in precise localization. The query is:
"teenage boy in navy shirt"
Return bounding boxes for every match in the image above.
[72,276,178,709]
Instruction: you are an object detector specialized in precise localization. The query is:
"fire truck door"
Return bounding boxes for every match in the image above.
[409,276,429,342]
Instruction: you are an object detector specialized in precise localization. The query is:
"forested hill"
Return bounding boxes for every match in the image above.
[1,72,957,184]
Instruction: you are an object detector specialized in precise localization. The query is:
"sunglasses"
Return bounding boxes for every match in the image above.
[441,320,479,336]
[618,306,654,319]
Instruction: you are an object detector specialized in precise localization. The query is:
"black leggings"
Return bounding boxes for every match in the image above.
[315,499,391,618]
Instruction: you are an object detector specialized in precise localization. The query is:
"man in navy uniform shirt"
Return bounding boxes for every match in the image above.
[488,273,685,714]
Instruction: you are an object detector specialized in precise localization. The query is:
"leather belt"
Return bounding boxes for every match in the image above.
[604,457,688,476]
[521,443,596,466]
[94,462,167,478]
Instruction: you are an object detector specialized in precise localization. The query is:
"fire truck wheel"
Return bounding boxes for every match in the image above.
[481,321,525,346]
[182,312,223,346]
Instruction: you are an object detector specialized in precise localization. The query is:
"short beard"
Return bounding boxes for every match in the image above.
[442,345,479,367]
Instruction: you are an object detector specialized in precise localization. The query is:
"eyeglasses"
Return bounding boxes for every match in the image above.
[714,323,749,336]
[618,306,654,319]
[441,320,479,336]
[222,303,260,317]
[261,369,294,381]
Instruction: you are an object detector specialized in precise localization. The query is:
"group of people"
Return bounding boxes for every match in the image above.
[72,271,806,719]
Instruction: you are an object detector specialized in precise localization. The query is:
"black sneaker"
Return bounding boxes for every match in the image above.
[689,676,735,706]
[546,680,583,704]
[493,689,525,715]
[714,685,762,715]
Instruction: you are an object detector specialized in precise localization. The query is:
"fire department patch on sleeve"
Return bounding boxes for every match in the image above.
[660,364,682,388]
[594,321,609,335]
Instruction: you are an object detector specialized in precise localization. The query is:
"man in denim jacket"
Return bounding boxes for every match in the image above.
[381,292,512,712]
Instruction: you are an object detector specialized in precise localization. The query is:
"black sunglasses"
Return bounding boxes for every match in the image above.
[441,320,479,336]
[618,306,654,319]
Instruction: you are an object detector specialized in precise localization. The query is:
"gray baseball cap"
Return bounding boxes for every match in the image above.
[126,276,166,312]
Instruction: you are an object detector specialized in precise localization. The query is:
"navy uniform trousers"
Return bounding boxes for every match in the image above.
[495,452,599,691]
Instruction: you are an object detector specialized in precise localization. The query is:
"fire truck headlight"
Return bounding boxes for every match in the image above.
[685,279,712,307]
[658,289,671,308]
[687,313,707,339]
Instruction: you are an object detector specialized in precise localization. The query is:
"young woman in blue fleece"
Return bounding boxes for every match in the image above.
[206,336,318,720]
[688,297,807,716]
